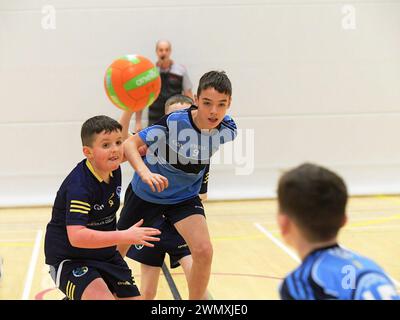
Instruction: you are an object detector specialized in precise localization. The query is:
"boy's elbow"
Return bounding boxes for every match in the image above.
[123,135,136,150]
[123,135,143,155]
[68,234,82,248]
[67,226,85,248]
[68,236,80,248]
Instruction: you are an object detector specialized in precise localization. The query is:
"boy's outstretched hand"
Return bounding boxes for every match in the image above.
[125,219,161,247]
[141,170,169,192]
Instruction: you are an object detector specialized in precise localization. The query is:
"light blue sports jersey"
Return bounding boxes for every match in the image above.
[132,106,237,204]
[280,244,399,300]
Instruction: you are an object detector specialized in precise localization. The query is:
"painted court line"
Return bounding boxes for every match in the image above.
[389,276,400,288]
[161,262,182,300]
[255,223,400,290]
[254,222,300,263]
[22,229,43,300]
[0,238,35,242]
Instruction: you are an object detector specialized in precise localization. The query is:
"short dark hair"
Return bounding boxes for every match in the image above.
[197,70,232,98]
[81,115,122,147]
[277,163,348,242]
[165,94,194,112]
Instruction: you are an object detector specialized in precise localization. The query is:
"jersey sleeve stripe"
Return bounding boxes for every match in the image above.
[70,209,89,214]
[70,200,91,208]
[70,204,91,210]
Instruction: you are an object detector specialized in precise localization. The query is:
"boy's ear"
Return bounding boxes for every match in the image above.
[82,146,93,159]
[194,94,198,105]
[277,212,290,237]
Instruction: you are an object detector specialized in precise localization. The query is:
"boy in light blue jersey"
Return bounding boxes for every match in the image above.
[117,71,237,299]
[277,163,399,300]
[119,94,210,300]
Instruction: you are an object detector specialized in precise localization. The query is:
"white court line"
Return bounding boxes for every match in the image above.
[22,230,43,300]
[254,222,300,263]
[254,223,400,290]
[389,276,400,289]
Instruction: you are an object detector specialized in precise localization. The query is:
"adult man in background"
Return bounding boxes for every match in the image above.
[134,40,193,131]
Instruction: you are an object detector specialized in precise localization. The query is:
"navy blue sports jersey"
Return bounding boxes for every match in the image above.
[132,106,236,204]
[45,159,122,265]
[280,244,400,300]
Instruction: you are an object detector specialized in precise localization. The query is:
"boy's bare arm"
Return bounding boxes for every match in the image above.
[135,110,143,132]
[67,219,160,249]
[123,134,169,192]
[118,111,134,141]
[118,113,148,163]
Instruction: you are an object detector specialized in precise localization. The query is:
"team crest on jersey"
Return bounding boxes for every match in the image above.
[94,204,104,211]
[135,244,144,250]
[72,266,88,277]
[116,186,122,198]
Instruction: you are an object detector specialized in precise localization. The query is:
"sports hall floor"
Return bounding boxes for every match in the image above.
[0,196,399,300]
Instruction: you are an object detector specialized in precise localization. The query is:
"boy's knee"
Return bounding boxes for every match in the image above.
[141,288,157,300]
[82,286,115,300]
[191,242,213,262]
[81,278,115,300]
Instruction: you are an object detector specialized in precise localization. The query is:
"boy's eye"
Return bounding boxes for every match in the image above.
[116,140,122,146]
[103,143,109,148]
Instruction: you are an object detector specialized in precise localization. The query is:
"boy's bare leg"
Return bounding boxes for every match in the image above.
[179,255,209,300]
[174,215,213,300]
[140,264,161,300]
[115,295,142,300]
[81,278,115,300]
[117,244,130,258]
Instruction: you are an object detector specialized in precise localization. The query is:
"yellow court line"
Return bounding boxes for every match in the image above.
[374,195,400,205]
[0,230,43,234]
[346,214,400,228]
[0,242,34,247]
[212,234,269,242]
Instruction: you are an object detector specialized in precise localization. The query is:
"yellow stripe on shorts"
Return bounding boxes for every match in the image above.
[70,283,76,300]
[66,281,76,300]
[66,281,72,299]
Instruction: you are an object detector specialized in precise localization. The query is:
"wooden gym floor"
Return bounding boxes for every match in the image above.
[0,196,399,300]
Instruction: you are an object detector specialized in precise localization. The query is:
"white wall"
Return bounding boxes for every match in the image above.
[1,0,400,206]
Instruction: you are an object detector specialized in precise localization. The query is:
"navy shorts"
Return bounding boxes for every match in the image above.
[49,252,140,300]
[117,184,205,230]
[126,217,191,268]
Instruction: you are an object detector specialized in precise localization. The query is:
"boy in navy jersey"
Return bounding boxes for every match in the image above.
[119,94,209,299]
[44,115,161,300]
[117,71,237,299]
[277,163,399,300]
